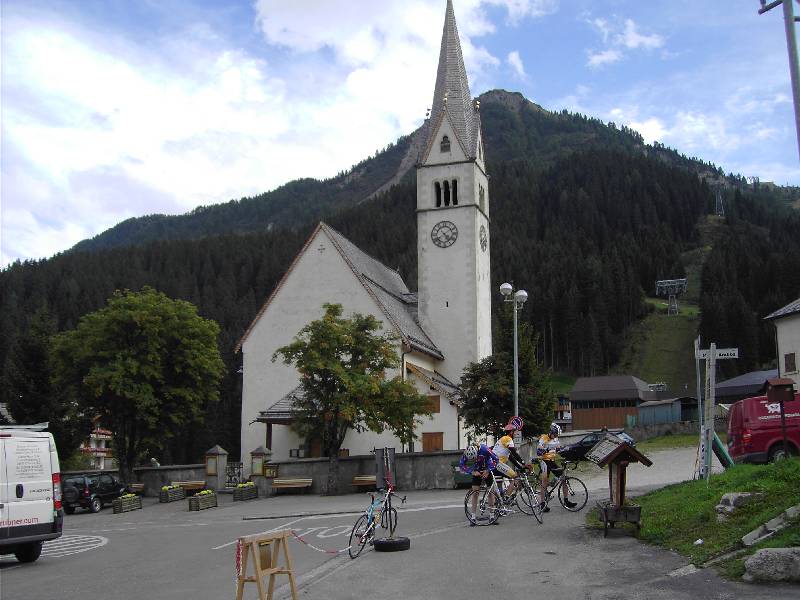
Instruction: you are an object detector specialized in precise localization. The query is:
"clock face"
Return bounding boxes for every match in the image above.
[479,225,488,252]
[431,221,458,248]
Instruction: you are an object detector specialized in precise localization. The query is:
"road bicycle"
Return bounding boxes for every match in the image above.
[503,468,544,524]
[463,470,518,526]
[531,459,588,512]
[348,478,406,558]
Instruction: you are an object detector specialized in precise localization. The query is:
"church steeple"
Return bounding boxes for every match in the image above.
[427,0,480,159]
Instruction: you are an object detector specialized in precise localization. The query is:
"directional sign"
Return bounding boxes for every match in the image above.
[696,347,738,360]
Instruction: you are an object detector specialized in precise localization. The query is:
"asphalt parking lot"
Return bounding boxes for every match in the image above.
[2,448,797,600]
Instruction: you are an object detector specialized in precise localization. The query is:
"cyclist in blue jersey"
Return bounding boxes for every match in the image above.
[459,443,499,524]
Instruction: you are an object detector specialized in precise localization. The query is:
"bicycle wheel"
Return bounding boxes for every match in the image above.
[348,514,374,559]
[558,476,588,512]
[381,506,398,536]
[464,488,502,525]
[515,485,543,524]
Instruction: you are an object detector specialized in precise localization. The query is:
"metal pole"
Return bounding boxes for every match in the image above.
[694,337,704,479]
[513,297,519,420]
[783,0,800,160]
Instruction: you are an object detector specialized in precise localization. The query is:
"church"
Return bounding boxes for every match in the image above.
[236,1,492,468]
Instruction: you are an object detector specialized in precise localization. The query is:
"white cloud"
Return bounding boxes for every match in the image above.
[587,48,622,68]
[615,19,664,50]
[507,50,526,77]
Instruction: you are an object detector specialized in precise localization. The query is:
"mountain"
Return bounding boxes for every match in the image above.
[3,89,799,461]
[70,90,745,254]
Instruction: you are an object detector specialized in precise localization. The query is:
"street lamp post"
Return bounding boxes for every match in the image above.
[500,282,528,443]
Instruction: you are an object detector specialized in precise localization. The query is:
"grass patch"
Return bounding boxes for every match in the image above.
[586,459,800,570]
[636,432,727,454]
[715,519,800,579]
[549,373,576,395]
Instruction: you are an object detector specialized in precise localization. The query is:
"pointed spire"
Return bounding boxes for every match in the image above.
[428,0,480,158]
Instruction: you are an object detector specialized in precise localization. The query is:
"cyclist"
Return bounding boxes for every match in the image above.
[536,422,576,511]
[492,421,528,502]
[459,442,499,524]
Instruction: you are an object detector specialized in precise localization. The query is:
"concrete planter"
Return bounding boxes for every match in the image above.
[159,487,186,503]
[233,486,258,502]
[188,493,217,511]
[112,495,142,514]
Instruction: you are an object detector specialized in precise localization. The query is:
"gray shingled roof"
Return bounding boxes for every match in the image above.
[323,224,443,359]
[764,297,800,321]
[406,363,459,399]
[259,386,303,421]
[569,375,655,402]
[716,368,777,398]
[427,0,480,159]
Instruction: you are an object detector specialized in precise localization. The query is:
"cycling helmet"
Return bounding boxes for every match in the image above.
[464,444,478,460]
[550,422,562,437]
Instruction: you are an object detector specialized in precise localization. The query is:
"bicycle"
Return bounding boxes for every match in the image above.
[348,478,406,559]
[532,459,588,512]
[505,468,544,524]
[463,470,516,526]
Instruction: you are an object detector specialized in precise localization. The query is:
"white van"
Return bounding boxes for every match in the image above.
[0,424,64,563]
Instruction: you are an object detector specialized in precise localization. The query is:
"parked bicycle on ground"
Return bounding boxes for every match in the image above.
[348,478,406,559]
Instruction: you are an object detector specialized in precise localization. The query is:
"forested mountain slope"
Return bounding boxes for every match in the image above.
[2,90,798,461]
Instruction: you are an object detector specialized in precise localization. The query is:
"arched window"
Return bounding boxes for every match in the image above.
[435,182,442,207]
[443,180,451,206]
[440,135,451,153]
[451,179,458,205]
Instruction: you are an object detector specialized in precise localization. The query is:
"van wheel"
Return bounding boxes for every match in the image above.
[769,445,796,462]
[15,541,43,563]
[90,497,102,513]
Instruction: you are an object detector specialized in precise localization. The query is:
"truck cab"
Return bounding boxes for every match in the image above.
[728,392,800,463]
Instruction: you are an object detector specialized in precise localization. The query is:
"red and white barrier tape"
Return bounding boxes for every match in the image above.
[289,529,351,555]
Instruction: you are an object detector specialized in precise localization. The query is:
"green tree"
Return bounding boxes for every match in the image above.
[459,304,555,441]
[1,306,91,452]
[50,287,225,482]
[273,303,430,494]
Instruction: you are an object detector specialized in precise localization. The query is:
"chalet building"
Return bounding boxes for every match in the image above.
[236,1,492,469]
[569,375,660,430]
[765,298,800,390]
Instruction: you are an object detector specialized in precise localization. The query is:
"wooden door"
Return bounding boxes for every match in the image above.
[422,432,443,453]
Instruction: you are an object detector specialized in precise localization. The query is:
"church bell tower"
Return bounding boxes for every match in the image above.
[417,0,492,384]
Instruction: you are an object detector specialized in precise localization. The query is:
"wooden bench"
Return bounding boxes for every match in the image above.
[171,480,206,494]
[127,483,145,495]
[271,478,312,493]
[352,475,377,489]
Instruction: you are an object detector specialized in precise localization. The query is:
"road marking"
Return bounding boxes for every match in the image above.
[42,535,108,558]
[212,517,306,550]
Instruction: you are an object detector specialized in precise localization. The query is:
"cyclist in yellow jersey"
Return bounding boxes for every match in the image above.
[492,422,527,500]
[536,422,576,511]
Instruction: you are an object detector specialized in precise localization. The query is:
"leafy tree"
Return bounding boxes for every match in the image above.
[459,304,556,441]
[1,306,91,452]
[50,287,225,482]
[273,303,430,494]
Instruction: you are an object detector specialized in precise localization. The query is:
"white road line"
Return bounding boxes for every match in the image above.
[212,517,306,550]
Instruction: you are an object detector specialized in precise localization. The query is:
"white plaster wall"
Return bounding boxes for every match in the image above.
[416,118,492,386]
[240,228,399,468]
[776,313,800,388]
[423,116,467,166]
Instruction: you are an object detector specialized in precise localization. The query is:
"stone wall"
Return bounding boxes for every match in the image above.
[626,417,727,443]
[63,464,206,497]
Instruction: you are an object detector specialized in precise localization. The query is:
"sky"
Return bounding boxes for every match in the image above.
[2,0,799,267]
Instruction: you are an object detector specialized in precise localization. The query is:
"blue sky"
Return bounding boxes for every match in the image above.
[2,0,798,266]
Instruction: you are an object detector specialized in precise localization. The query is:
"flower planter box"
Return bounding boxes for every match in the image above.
[233,486,258,502]
[159,488,186,503]
[113,495,143,514]
[188,493,217,511]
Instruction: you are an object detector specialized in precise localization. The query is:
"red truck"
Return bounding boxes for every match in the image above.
[727,392,800,463]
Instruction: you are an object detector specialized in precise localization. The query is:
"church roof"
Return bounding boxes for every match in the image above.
[236,222,442,360]
[764,297,800,321]
[405,363,460,402]
[425,0,481,159]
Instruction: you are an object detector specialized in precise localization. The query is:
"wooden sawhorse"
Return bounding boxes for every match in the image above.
[235,530,298,600]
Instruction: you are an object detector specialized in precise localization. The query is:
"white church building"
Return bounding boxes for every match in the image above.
[236,1,492,467]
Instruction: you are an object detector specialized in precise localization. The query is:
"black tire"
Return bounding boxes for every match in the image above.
[464,488,502,525]
[373,536,410,552]
[63,486,79,504]
[90,497,102,513]
[64,505,75,515]
[558,476,588,512]
[348,514,374,559]
[516,487,543,524]
[14,541,43,563]
[769,445,797,462]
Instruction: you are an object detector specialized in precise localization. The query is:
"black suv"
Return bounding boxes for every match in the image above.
[560,430,635,462]
[62,473,127,514]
